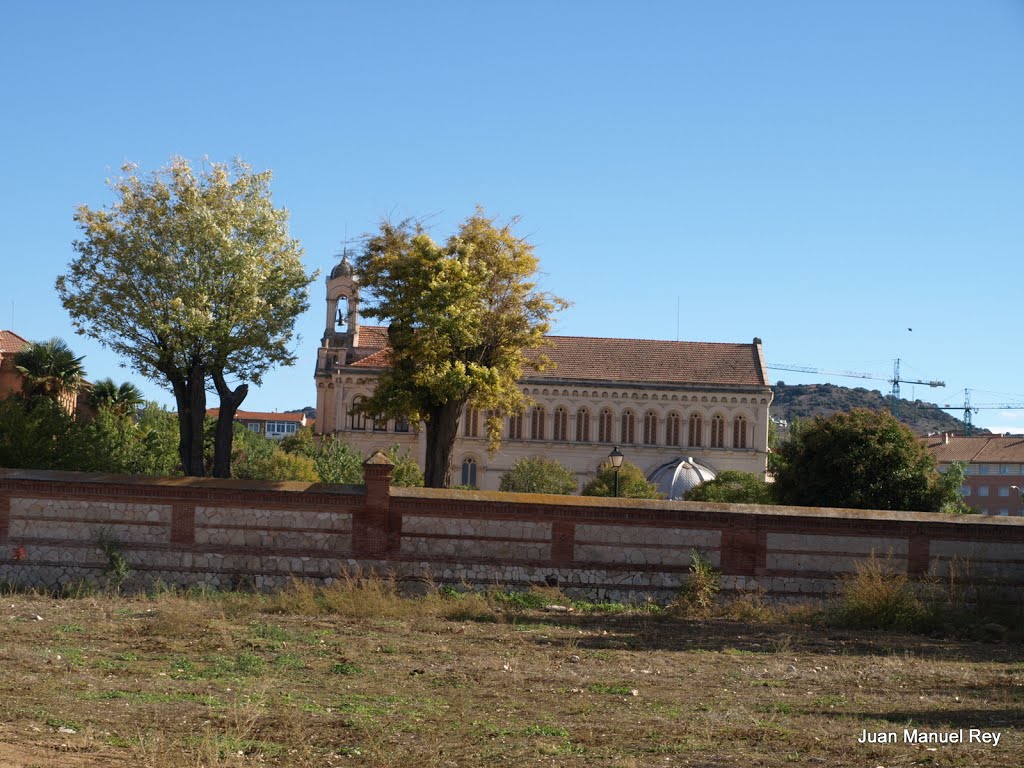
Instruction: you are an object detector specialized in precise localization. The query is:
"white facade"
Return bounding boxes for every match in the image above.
[314,258,773,490]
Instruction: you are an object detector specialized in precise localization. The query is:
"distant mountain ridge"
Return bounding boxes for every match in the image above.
[770,382,984,436]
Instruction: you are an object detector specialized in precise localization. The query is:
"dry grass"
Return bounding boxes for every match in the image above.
[0,578,1020,767]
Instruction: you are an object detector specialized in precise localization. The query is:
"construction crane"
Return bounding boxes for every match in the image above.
[931,389,1024,436]
[768,359,945,418]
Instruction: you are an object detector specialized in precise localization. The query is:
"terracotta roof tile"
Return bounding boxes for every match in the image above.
[923,434,1024,463]
[524,336,767,387]
[347,326,768,388]
[352,349,391,368]
[0,330,29,355]
[356,326,389,347]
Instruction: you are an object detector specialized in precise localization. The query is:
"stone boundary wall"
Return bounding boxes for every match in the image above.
[2,464,1023,603]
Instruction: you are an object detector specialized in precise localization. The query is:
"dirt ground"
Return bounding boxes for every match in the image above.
[0,590,1021,767]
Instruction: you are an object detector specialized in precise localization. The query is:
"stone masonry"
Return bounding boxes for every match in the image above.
[1,463,1024,602]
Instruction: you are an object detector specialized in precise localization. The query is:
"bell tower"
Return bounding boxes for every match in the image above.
[319,251,360,364]
[315,251,360,434]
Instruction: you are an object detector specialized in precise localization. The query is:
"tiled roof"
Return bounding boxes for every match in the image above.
[524,335,767,387]
[349,326,768,388]
[922,434,1024,463]
[356,326,389,348]
[0,330,29,355]
[352,348,392,368]
[206,409,308,423]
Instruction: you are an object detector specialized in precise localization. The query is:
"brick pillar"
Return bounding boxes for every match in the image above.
[720,526,760,576]
[354,451,395,558]
[0,492,9,543]
[907,534,930,576]
[170,502,195,545]
[550,520,575,566]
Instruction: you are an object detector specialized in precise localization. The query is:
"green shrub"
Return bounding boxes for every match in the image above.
[826,555,926,631]
[672,550,720,615]
[683,470,774,504]
[499,456,577,494]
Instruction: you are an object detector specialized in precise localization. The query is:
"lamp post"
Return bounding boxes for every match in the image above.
[1012,486,1022,516]
[609,446,624,498]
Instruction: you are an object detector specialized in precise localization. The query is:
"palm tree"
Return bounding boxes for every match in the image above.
[13,338,87,410]
[90,378,145,414]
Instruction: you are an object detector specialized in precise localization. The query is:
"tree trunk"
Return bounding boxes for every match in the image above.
[423,400,463,488]
[167,361,207,476]
[211,369,248,479]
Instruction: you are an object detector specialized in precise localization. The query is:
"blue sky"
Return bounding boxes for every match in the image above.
[2,1,1023,431]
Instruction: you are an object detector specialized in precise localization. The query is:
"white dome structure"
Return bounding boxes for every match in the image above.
[647,456,717,500]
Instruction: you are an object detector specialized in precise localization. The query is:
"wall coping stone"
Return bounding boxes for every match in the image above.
[390,486,1024,528]
[0,468,364,497]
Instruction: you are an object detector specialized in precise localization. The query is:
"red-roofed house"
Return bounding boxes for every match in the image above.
[313,256,773,490]
[923,433,1024,516]
[0,330,30,400]
[207,409,312,440]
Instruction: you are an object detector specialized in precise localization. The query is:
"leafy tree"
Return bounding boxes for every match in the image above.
[13,338,85,407]
[89,378,144,414]
[682,470,775,504]
[133,403,181,476]
[57,157,314,477]
[81,406,149,473]
[773,408,949,511]
[354,209,569,487]
[580,460,662,499]
[936,461,975,515]
[278,426,318,456]
[262,450,320,482]
[499,456,577,495]
[311,437,365,485]
[0,396,87,470]
[385,445,425,488]
[230,422,278,480]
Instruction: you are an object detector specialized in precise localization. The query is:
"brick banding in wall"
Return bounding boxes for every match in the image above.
[3,467,1024,600]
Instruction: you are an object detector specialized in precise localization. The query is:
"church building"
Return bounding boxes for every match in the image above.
[314,256,774,491]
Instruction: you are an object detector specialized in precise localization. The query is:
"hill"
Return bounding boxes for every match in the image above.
[770,382,983,436]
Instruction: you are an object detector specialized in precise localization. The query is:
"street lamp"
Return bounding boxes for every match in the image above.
[609,446,624,498]
[1012,486,1022,516]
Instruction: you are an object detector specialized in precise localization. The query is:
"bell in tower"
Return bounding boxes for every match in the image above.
[320,249,361,353]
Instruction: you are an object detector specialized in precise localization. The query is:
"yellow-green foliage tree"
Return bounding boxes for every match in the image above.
[580,460,662,499]
[354,209,568,487]
[499,456,577,495]
[57,158,314,477]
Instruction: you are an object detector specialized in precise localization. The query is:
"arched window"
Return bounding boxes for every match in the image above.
[710,414,725,448]
[530,406,546,440]
[509,412,523,440]
[621,410,635,444]
[576,408,591,442]
[373,415,388,432]
[461,458,477,487]
[350,397,366,431]
[733,416,748,448]
[643,410,658,445]
[464,407,479,437]
[598,408,613,443]
[553,407,568,441]
[688,413,703,447]
[666,412,681,446]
